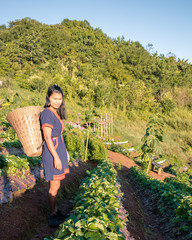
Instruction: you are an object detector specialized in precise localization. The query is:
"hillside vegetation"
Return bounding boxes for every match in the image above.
[1,17,192,168]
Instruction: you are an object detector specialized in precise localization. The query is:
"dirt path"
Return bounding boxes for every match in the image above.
[0,150,175,240]
[108,150,175,181]
[108,150,175,240]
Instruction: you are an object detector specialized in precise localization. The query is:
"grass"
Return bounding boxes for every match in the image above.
[112,107,192,170]
[113,118,146,144]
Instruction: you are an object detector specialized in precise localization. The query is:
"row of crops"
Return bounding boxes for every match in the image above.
[129,166,192,240]
[45,159,127,240]
[0,154,41,175]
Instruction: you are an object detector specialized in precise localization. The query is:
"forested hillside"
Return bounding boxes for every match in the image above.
[1,17,192,167]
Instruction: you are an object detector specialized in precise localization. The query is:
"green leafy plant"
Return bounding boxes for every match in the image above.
[83,109,99,161]
[107,141,133,158]
[160,98,175,114]
[130,166,192,239]
[117,161,122,171]
[88,136,108,161]
[46,159,126,240]
[1,139,22,148]
[141,114,164,173]
[0,154,41,177]
[63,128,85,163]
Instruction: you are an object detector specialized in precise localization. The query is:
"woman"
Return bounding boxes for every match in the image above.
[40,84,70,227]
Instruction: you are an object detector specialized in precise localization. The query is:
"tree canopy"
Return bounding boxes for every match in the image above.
[1,17,192,115]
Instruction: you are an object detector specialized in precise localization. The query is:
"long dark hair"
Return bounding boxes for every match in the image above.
[44,85,67,120]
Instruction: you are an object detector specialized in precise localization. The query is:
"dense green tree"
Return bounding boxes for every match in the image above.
[0,56,11,76]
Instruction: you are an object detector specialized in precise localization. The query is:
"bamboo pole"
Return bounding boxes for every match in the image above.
[84,127,89,161]
[109,120,111,136]
[98,119,100,137]
[101,113,103,137]
[103,117,105,137]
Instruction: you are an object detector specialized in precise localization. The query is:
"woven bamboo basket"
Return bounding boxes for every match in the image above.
[6,106,43,157]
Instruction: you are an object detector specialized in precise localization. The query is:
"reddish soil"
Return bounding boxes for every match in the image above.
[108,150,175,181]
[108,150,176,240]
[0,150,176,240]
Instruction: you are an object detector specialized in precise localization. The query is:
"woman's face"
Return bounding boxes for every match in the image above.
[49,92,62,109]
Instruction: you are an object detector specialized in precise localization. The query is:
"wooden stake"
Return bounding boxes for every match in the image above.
[101,113,103,137]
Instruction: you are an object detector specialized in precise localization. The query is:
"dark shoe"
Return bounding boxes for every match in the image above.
[55,209,69,220]
[48,214,60,227]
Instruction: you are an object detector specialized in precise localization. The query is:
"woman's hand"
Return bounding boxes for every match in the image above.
[54,156,62,171]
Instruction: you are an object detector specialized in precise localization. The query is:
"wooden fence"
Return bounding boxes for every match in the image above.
[97,113,113,138]
[67,112,113,138]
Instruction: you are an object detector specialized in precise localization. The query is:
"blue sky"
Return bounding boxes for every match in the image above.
[1,0,192,63]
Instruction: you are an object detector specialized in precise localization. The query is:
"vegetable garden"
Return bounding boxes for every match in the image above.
[129,166,192,240]
[0,111,192,239]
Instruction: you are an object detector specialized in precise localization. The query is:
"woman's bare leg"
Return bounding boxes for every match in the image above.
[48,180,60,215]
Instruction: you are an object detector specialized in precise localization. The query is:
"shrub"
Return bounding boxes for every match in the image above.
[88,137,108,161]
[63,128,85,161]
[160,98,175,114]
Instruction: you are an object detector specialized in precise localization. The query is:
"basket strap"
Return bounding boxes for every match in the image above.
[37,141,44,150]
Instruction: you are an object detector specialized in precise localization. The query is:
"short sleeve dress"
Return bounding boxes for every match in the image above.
[40,107,69,181]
